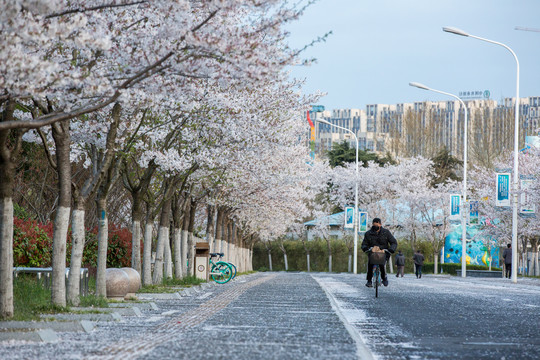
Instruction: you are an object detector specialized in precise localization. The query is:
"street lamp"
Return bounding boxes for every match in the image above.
[315,118,360,274]
[409,82,469,278]
[443,27,520,283]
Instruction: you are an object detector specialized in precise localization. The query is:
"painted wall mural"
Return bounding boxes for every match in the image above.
[444,224,500,267]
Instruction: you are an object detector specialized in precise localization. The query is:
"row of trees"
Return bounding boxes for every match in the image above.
[1,0,326,318]
[292,143,540,276]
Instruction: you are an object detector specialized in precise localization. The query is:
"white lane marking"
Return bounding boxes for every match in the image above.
[312,275,376,360]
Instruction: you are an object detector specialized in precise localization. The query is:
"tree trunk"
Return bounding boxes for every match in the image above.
[327,239,332,272]
[142,218,153,286]
[434,252,439,274]
[283,253,288,271]
[131,194,143,274]
[95,197,108,297]
[214,207,224,254]
[186,199,197,276]
[206,204,215,250]
[348,254,352,273]
[51,120,71,307]
[67,207,85,305]
[164,226,173,279]
[0,197,13,318]
[306,253,310,272]
[0,101,19,318]
[181,200,190,277]
[268,251,273,271]
[153,195,172,284]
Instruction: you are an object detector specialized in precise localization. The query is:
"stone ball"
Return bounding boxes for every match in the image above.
[105,268,130,300]
[121,267,141,294]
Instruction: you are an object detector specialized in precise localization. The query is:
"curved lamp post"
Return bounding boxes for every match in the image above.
[315,118,360,274]
[443,27,520,283]
[409,82,469,278]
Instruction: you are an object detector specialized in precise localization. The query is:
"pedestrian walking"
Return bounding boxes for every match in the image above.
[413,250,424,278]
[395,250,405,277]
[503,243,512,278]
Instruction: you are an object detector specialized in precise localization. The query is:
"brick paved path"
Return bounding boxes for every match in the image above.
[0,273,364,360]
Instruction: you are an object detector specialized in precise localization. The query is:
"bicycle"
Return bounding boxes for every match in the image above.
[212,253,237,280]
[369,249,390,298]
[209,253,233,284]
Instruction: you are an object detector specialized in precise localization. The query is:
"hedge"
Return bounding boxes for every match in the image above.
[423,262,502,275]
[13,217,134,269]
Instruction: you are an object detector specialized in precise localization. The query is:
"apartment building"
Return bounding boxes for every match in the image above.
[309,96,540,162]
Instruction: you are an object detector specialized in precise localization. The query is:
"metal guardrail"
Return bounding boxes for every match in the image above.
[13,267,89,296]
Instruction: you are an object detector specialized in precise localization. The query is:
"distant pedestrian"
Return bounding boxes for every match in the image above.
[503,243,512,278]
[413,250,425,278]
[395,250,405,277]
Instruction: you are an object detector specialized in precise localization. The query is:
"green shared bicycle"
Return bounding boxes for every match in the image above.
[209,253,234,284]
[213,253,237,280]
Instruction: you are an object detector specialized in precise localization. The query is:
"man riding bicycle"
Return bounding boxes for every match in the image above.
[361,217,398,288]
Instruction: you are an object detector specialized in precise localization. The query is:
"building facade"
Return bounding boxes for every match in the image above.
[309,96,540,164]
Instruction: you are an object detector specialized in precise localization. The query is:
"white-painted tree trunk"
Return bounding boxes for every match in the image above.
[283,253,289,271]
[187,232,194,276]
[268,252,273,271]
[231,243,236,266]
[131,220,142,274]
[152,226,167,284]
[67,209,85,305]
[0,198,14,318]
[389,255,394,274]
[173,227,183,278]
[181,230,189,276]
[164,233,173,279]
[96,210,108,297]
[348,254,352,273]
[533,251,540,276]
[142,223,153,286]
[220,239,225,254]
[306,254,310,272]
[52,206,70,306]
[328,255,332,273]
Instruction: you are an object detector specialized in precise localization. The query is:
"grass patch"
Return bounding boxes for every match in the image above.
[137,275,205,294]
[79,294,108,308]
[11,276,70,321]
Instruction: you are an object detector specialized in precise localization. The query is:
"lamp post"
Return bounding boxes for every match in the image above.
[315,118,360,274]
[443,27,520,283]
[409,82,469,278]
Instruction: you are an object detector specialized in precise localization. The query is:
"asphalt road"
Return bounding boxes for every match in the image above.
[315,272,540,360]
[1,272,539,360]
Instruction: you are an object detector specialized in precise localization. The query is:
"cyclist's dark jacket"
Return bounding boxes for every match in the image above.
[361,227,398,253]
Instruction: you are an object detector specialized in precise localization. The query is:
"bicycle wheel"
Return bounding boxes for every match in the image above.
[211,262,233,284]
[374,266,379,298]
[228,263,237,279]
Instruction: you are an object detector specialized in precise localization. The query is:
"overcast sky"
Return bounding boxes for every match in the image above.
[286,0,540,110]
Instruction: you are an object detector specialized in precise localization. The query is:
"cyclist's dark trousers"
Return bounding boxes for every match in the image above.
[366,261,386,282]
[505,263,512,278]
[415,264,422,278]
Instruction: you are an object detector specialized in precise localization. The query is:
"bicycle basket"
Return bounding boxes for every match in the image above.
[369,251,386,265]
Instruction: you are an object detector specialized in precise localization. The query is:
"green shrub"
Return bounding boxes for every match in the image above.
[423,262,502,275]
[13,215,133,269]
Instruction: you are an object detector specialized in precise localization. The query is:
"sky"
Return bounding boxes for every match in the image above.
[286,0,540,110]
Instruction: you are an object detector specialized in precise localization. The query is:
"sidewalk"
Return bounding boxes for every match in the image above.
[0,273,363,360]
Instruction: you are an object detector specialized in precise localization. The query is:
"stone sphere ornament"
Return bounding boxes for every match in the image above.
[121,267,141,299]
[105,268,130,300]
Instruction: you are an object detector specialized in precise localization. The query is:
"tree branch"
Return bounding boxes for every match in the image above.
[46,1,147,19]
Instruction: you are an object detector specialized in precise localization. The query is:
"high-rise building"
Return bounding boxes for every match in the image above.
[309,96,540,165]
